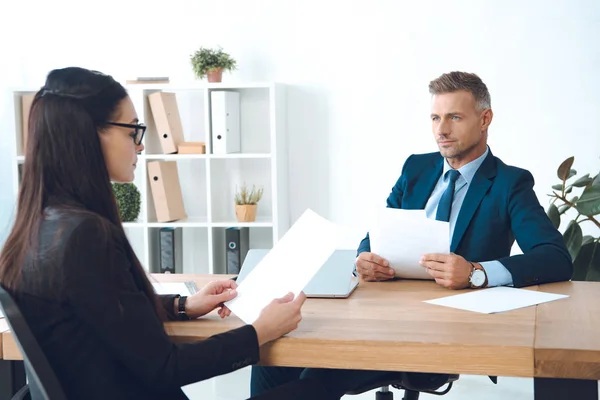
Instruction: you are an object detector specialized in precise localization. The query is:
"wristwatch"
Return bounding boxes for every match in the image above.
[177,295,190,320]
[469,262,488,288]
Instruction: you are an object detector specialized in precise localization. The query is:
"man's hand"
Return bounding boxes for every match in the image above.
[185,279,238,319]
[356,252,395,282]
[420,253,473,290]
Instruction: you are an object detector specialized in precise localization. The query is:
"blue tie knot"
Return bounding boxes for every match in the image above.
[446,169,461,183]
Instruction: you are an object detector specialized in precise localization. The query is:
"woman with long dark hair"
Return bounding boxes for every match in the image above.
[0,67,333,400]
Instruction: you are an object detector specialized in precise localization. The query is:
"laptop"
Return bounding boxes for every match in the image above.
[236,249,359,298]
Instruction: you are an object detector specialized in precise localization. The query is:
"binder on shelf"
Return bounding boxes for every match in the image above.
[147,92,185,154]
[178,142,206,154]
[21,94,35,153]
[156,227,183,274]
[225,227,249,274]
[210,91,241,154]
[147,161,187,222]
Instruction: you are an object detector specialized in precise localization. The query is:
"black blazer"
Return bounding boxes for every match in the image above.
[12,207,259,400]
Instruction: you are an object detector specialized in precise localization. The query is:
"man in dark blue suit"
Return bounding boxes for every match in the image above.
[250,71,573,398]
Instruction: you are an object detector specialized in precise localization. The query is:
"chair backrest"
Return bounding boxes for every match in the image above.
[0,285,67,400]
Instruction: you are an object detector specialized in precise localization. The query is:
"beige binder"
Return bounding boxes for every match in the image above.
[178,142,206,154]
[147,92,185,154]
[21,94,35,153]
[147,161,187,222]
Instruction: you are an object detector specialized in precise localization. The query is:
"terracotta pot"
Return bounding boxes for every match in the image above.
[206,68,223,83]
[235,204,257,222]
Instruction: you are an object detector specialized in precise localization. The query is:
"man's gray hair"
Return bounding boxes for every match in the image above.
[429,71,491,111]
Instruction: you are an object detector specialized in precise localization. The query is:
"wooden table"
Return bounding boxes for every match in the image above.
[533,282,600,400]
[161,274,536,378]
[1,275,599,400]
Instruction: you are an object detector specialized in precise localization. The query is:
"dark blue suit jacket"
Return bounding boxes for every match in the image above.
[358,150,573,288]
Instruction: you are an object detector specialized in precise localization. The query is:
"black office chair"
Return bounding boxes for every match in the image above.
[0,285,67,400]
[346,372,459,400]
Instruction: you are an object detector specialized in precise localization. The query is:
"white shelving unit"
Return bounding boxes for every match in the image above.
[7,82,289,274]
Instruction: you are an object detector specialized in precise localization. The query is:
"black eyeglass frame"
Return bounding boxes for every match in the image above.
[106,122,147,145]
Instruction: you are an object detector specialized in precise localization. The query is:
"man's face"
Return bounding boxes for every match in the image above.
[430,90,492,160]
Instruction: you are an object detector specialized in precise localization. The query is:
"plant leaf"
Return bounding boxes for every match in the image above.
[546,204,560,229]
[557,156,574,181]
[565,186,573,194]
[563,220,583,262]
[572,242,599,281]
[575,185,600,216]
[582,235,595,246]
[572,174,592,187]
[567,169,577,179]
[552,184,564,190]
[558,204,571,214]
[592,172,600,187]
[569,195,579,204]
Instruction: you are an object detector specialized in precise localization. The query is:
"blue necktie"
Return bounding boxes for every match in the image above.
[436,169,461,222]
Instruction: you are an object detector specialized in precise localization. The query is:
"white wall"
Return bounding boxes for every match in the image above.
[1,0,599,247]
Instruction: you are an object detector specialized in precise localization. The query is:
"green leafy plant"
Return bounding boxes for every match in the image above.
[112,183,141,222]
[190,46,237,80]
[234,183,264,205]
[546,156,600,281]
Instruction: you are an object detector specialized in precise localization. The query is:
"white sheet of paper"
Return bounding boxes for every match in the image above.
[225,209,344,324]
[152,281,198,296]
[424,286,569,314]
[369,208,449,280]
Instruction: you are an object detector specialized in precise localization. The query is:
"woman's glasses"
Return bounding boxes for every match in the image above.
[106,122,147,145]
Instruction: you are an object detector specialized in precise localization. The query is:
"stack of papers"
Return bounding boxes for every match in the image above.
[225,209,344,324]
[369,208,449,279]
[424,286,569,313]
[152,281,198,296]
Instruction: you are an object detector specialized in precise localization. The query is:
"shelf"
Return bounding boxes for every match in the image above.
[210,220,273,228]
[125,82,277,91]
[123,222,146,228]
[8,82,288,275]
[209,153,271,159]
[143,153,271,160]
[147,216,209,228]
[145,154,208,160]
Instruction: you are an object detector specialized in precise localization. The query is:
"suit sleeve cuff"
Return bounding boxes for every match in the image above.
[480,260,514,287]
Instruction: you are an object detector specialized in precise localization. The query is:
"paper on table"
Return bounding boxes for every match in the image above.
[152,281,198,296]
[369,208,449,280]
[225,209,344,324]
[424,286,569,314]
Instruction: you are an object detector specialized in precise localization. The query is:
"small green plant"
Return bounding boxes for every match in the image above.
[234,183,264,205]
[546,156,600,281]
[190,46,237,80]
[112,182,141,222]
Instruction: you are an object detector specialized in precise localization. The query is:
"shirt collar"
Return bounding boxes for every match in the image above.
[442,145,489,185]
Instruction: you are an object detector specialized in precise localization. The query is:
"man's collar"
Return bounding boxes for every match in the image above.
[443,145,490,185]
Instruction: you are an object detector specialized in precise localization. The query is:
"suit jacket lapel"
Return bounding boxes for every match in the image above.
[411,156,444,209]
[450,152,497,252]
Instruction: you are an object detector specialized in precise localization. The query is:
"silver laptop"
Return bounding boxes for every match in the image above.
[236,249,359,298]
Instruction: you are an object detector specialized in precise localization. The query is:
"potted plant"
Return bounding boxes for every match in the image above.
[112,182,141,222]
[190,46,237,83]
[234,183,264,222]
[546,156,600,281]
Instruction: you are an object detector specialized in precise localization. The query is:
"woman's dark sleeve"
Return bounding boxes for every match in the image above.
[62,217,260,390]
[158,295,179,321]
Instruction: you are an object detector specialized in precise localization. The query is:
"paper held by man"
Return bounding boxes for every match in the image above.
[369,208,449,280]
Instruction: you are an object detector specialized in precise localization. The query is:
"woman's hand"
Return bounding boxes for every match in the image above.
[251,292,307,346]
[184,279,238,319]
